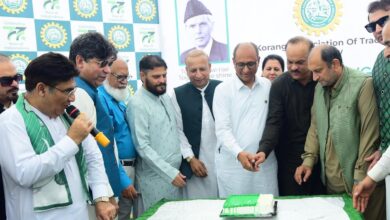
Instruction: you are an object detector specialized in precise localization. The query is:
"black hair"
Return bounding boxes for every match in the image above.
[24,52,79,91]
[320,45,343,68]
[139,55,167,73]
[262,54,285,71]
[285,36,314,52]
[69,32,117,63]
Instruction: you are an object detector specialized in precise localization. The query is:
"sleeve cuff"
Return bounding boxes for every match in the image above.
[302,158,315,168]
[353,169,367,182]
[91,183,114,200]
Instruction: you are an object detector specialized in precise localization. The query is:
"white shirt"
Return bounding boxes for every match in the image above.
[368,148,390,182]
[213,74,278,197]
[171,83,219,199]
[0,104,112,220]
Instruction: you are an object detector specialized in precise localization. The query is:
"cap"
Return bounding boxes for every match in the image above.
[184,0,212,23]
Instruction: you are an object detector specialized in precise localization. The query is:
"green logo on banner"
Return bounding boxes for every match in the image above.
[294,0,342,36]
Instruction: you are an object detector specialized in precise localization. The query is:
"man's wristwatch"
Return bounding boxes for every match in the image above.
[94,196,110,203]
[186,156,194,163]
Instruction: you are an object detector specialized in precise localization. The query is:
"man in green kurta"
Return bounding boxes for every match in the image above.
[294,45,385,220]
[365,0,390,170]
[126,55,185,214]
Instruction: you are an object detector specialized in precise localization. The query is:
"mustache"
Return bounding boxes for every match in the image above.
[7,87,19,93]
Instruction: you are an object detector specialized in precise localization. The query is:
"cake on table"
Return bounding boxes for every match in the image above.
[220,194,277,218]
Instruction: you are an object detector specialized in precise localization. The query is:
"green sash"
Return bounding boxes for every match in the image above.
[15,94,91,211]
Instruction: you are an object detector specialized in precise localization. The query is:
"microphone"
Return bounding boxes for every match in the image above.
[66,105,110,147]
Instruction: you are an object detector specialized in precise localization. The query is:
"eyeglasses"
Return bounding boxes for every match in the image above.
[0,74,23,87]
[89,59,114,68]
[235,61,258,70]
[365,15,389,33]
[111,72,131,81]
[49,85,77,97]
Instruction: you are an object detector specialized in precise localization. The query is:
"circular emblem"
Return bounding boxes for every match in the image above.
[108,25,131,49]
[73,0,98,19]
[10,53,29,77]
[40,22,67,49]
[294,0,342,36]
[0,0,28,14]
[135,0,156,21]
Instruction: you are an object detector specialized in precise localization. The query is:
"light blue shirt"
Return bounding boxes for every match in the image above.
[126,86,182,210]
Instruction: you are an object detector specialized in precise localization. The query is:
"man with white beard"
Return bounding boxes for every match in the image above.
[98,58,138,220]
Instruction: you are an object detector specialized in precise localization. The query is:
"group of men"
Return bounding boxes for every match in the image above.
[0,1,390,220]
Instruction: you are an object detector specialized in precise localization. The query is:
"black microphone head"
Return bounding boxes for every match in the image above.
[66,105,80,118]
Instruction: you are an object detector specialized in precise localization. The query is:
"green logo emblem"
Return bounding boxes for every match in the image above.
[294,0,342,36]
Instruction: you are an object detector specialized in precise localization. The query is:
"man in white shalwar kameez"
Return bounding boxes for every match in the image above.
[171,50,221,199]
[0,53,116,220]
[213,43,279,197]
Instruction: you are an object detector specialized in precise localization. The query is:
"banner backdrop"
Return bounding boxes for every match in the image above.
[0,0,384,92]
[0,0,161,93]
[159,0,384,90]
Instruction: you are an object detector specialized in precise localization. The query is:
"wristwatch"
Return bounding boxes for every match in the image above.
[186,156,194,163]
[94,196,110,203]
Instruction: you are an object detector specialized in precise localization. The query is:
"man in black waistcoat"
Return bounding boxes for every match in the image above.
[171,49,221,199]
[0,54,21,219]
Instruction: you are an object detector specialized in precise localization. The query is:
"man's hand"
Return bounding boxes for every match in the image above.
[67,112,93,145]
[253,152,266,169]
[294,165,312,185]
[237,151,258,172]
[172,173,186,187]
[364,150,381,171]
[121,184,138,200]
[95,200,117,220]
[353,177,377,213]
[189,158,208,177]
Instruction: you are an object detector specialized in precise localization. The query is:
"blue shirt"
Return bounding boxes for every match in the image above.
[98,86,136,159]
[75,77,131,195]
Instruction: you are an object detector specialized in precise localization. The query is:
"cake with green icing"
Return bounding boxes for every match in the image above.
[220,194,276,218]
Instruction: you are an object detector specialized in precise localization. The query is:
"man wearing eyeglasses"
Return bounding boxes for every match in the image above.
[98,58,138,220]
[0,54,21,220]
[365,1,390,172]
[0,52,116,219]
[213,42,278,197]
[69,32,132,218]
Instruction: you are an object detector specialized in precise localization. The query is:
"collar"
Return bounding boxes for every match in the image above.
[233,74,259,91]
[329,68,346,95]
[140,86,160,101]
[197,81,210,93]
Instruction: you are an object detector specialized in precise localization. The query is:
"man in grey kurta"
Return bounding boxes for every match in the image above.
[126,55,185,213]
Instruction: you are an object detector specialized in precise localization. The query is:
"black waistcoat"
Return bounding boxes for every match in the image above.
[174,80,221,178]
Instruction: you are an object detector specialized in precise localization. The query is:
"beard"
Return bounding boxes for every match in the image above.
[103,80,129,102]
[144,78,166,96]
